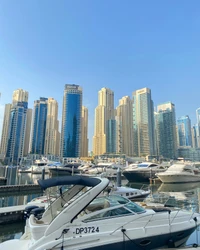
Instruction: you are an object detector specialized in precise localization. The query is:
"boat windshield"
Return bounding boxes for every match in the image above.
[82,195,145,222]
[138,164,158,168]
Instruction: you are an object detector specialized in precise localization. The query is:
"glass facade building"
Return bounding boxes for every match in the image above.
[177,115,192,147]
[196,108,200,147]
[30,97,48,155]
[60,84,82,158]
[6,102,28,165]
[106,119,116,153]
[155,102,177,160]
[132,88,155,157]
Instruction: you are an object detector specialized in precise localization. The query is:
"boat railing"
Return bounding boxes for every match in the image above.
[111,206,197,236]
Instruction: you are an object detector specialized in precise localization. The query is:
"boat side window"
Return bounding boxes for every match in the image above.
[83,207,132,222]
[125,202,146,214]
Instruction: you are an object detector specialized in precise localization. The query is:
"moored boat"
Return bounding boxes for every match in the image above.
[156,163,200,183]
[123,162,168,182]
[1,175,200,250]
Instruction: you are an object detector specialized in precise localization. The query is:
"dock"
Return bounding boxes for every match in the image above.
[0,203,46,225]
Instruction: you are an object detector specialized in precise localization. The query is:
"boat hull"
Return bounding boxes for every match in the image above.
[123,171,155,182]
[157,174,200,183]
[0,227,195,250]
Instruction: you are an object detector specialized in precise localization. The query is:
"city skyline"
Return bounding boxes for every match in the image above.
[1,86,200,162]
[1,85,200,152]
[1,1,200,151]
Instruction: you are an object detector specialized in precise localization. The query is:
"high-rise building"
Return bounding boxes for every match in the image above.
[30,97,48,155]
[2,89,29,165]
[155,102,177,160]
[192,124,198,148]
[44,98,60,156]
[177,115,192,147]
[93,87,115,156]
[6,101,28,165]
[132,88,155,157]
[81,106,88,157]
[106,119,116,153]
[12,89,28,106]
[60,84,82,158]
[23,108,32,156]
[0,104,12,158]
[196,108,200,147]
[116,96,134,156]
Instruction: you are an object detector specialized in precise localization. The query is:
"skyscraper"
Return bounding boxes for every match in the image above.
[192,124,198,148]
[177,115,192,147]
[155,102,177,159]
[30,97,48,155]
[23,108,32,156]
[196,108,200,147]
[116,96,134,156]
[81,106,88,157]
[132,88,155,157]
[12,89,28,105]
[0,104,12,158]
[106,119,116,153]
[4,89,29,165]
[60,84,82,158]
[44,98,60,156]
[93,87,115,156]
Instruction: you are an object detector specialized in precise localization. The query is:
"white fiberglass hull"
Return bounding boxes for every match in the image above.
[157,173,200,183]
[1,210,199,250]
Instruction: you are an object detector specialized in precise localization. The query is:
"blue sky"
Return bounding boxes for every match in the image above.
[0,0,200,150]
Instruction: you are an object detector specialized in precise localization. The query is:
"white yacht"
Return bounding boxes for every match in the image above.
[85,162,124,177]
[1,175,200,250]
[156,163,200,183]
[123,162,168,182]
[107,185,150,201]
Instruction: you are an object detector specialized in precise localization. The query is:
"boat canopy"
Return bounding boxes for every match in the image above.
[38,175,101,190]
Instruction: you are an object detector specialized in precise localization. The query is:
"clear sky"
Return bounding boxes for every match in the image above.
[0,0,200,150]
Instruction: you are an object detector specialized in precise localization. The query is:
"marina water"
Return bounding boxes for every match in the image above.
[1,166,200,247]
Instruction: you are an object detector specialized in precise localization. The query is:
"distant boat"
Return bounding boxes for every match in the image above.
[48,162,81,176]
[107,185,150,201]
[156,163,200,183]
[123,162,168,182]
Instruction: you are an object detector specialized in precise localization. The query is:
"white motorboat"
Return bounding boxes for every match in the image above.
[19,160,62,174]
[84,162,124,177]
[123,162,168,182]
[107,185,151,201]
[156,163,200,183]
[1,175,200,250]
[48,162,81,176]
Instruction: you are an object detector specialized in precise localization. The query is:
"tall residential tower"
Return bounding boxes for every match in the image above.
[30,97,48,155]
[132,88,155,157]
[155,102,177,159]
[116,96,134,156]
[93,87,115,155]
[4,89,29,165]
[177,115,192,147]
[81,106,88,157]
[44,98,60,156]
[60,84,82,158]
